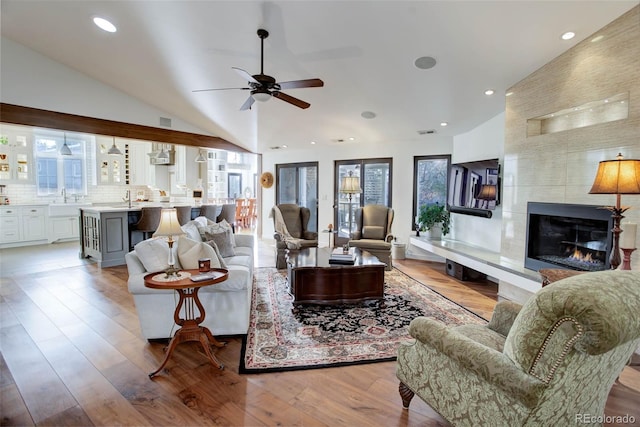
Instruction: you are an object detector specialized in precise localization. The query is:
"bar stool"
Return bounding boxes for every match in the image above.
[133,207,162,241]
[217,203,237,232]
[175,206,193,225]
[199,204,222,222]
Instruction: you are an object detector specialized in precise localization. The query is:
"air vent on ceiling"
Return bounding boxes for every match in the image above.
[417,129,437,135]
[269,146,282,150]
[159,117,172,127]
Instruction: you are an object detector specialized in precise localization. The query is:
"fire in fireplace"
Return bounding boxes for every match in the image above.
[525,202,613,272]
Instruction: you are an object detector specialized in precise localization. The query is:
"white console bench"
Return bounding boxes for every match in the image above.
[409,236,542,303]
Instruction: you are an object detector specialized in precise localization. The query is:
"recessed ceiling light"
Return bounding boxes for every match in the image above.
[414,56,437,70]
[281,144,288,148]
[505,91,514,97]
[93,17,117,33]
[348,137,355,141]
[440,122,448,127]
[591,35,604,43]
[561,31,575,40]
[361,111,376,119]
[484,89,495,96]
[310,141,316,145]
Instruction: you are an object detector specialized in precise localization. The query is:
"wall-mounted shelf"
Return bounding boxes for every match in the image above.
[527,92,629,137]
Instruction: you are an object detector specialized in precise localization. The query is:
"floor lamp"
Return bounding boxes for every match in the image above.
[339,171,362,240]
[589,153,640,269]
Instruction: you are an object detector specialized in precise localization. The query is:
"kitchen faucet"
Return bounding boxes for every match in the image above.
[123,189,132,208]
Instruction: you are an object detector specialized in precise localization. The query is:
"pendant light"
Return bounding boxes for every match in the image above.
[60,133,72,156]
[195,150,207,163]
[107,137,123,155]
[156,145,169,160]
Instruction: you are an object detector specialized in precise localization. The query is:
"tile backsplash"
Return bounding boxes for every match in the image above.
[3,183,153,205]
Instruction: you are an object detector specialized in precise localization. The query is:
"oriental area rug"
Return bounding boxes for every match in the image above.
[239,268,487,373]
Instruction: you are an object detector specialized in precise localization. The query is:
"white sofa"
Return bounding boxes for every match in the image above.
[126,226,254,339]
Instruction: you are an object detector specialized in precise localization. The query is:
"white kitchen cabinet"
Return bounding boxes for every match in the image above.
[0,207,21,243]
[171,146,202,194]
[22,206,47,241]
[0,131,34,184]
[50,216,80,242]
[0,205,48,247]
[129,141,155,186]
[95,135,126,185]
[207,150,228,200]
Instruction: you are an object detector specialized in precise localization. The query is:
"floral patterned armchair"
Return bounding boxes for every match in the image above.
[396,270,640,426]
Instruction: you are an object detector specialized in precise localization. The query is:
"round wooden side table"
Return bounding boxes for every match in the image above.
[143,268,229,378]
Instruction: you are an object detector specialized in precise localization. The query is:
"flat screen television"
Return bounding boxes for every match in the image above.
[447,158,500,218]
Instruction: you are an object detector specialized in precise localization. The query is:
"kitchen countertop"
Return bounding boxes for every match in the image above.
[81,203,198,213]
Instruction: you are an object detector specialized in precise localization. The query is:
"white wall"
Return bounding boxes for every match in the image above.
[261,137,454,246]
[0,37,210,136]
[449,112,505,252]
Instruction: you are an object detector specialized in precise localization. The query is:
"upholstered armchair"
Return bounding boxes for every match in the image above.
[348,204,394,270]
[272,204,318,269]
[396,270,640,427]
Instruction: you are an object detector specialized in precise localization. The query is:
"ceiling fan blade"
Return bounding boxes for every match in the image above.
[277,78,324,90]
[239,95,255,111]
[192,87,250,93]
[232,67,259,84]
[273,92,310,109]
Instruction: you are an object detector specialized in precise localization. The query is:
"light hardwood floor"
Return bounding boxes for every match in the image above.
[1,238,638,426]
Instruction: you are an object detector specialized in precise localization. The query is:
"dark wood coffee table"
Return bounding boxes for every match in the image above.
[286,247,386,305]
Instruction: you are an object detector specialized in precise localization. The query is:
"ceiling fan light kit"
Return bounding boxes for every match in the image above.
[194,29,323,110]
[252,89,272,102]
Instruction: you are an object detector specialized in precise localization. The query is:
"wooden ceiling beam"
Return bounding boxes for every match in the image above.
[0,103,250,153]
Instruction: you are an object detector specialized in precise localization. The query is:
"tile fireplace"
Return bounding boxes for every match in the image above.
[525,202,613,272]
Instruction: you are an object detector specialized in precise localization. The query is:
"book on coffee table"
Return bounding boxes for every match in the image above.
[329,247,356,264]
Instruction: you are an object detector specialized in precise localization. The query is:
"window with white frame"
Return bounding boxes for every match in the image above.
[35,134,88,196]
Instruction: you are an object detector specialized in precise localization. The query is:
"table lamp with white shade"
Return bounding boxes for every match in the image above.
[339,171,362,238]
[153,208,185,279]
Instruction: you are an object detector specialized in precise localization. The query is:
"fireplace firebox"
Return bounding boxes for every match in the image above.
[525,202,613,272]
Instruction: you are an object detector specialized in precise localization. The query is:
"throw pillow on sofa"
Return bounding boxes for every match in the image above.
[199,219,236,245]
[203,228,236,257]
[197,220,236,257]
[181,220,202,242]
[134,237,180,273]
[204,240,229,269]
[177,236,222,270]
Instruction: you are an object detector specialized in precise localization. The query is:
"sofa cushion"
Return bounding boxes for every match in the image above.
[204,240,229,269]
[205,228,236,257]
[181,220,202,241]
[177,236,222,270]
[134,237,180,273]
[198,219,235,246]
[200,265,250,292]
[362,225,385,240]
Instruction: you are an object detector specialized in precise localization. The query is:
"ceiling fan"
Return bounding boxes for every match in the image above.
[194,29,324,110]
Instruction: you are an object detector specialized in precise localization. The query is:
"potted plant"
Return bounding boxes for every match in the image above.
[418,203,451,239]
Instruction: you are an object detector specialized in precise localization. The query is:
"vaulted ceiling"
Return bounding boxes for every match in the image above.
[1,1,636,153]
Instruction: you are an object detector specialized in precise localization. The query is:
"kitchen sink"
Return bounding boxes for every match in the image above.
[48,203,92,217]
